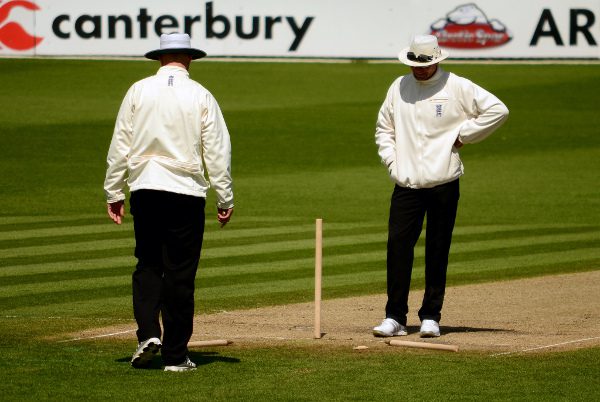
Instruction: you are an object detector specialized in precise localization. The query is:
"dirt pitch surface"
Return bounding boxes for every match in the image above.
[73,271,600,355]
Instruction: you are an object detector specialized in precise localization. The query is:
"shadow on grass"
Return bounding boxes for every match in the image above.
[190,351,241,366]
[116,351,240,370]
[405,325,514,335]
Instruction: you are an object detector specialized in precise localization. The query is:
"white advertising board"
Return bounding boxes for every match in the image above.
[0,0,598,59]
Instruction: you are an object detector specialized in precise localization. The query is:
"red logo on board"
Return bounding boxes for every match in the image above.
[430,3,511,49]
[0,0,43,51]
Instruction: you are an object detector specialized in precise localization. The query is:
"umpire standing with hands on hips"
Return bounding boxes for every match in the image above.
[104,33,234,371]
[373,35,508,338]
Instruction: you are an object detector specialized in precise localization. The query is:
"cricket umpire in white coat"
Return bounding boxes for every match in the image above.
[373,35,508,338]
[104,33,233,371]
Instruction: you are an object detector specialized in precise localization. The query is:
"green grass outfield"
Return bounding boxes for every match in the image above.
[0,59,599,400]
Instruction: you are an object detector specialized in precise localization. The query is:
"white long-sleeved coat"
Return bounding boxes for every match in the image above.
[375,67,509,189]
[104,65,234,209]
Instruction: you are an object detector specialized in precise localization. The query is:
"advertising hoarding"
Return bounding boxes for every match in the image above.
[1,0,598,59]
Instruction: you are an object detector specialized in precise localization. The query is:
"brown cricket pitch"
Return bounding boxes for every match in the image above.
[69,270,600,354]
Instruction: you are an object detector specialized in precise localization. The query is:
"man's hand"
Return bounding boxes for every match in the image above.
[107,201,125,225]
[217,208,234,228]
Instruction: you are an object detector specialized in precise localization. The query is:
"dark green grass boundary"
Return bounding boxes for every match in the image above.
[1,339,598,401]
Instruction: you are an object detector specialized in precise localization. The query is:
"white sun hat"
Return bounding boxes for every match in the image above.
[398,35,449,67]
[145,33,206,60]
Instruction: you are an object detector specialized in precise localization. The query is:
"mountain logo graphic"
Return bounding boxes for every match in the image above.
[429,3,512,49]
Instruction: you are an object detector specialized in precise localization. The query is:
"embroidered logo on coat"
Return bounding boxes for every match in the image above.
[168,76,174,86]
[435,104,443,117]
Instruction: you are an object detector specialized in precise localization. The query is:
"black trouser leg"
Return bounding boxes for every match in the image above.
[385,185,426,326]
[418,180,460,323]
[131,192,164,343]
[160,194,204,366]
[130,190,205,366]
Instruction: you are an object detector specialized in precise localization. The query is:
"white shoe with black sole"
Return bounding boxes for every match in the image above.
[420,319,441,337]
[164,356,197,372]
[373,318,408,337]
[130,337,162,368]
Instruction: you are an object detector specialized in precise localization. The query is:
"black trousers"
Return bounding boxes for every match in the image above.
[385,179,459,326]
[129,190,205,366]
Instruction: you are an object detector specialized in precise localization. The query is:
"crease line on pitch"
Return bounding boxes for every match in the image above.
[490,336,600,357]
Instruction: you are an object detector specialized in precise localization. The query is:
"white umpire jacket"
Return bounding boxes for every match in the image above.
[375,67,509,189]
[104,65,234,209]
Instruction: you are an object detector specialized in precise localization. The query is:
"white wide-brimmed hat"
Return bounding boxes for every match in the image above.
[398,35,449,67]
[145,33,206,60]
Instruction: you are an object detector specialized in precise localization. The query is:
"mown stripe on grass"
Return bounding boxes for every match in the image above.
[0,253,380,297]
[0,222,380,255]
[6,237,596,288]
[201,250,600,301]
[450,230,599,253]
[3,295,133,318]
[0,227,322,250]
[0,218,110,233]
[0,275,132,297]
[0,256,135,277]
[0,284,131,311]
[0,223,133,241]
[451,223,597,236]
[2,226,598,280]
[0,231,135,250]
[454,238,600,260]
[0,248,134,268]
[0,215,303,235]
[0,215,303,227]
[452,225,599,243]
[0,232,383,259]
[2,223,595,253]
[7,261,600,319]
[0,223,385,251]
[0,215,100,225]
[0,249,383,282]
[1,220,594,257]
[3,225,597,260]
[0,238,136,258]
[1,253,382,292]
[1,220,591,242]
[1,220,596,293]
[0,234,597,285]
[1,265,134,286]
[2,246,598,310]
[0,221,379,242]
[204,221,385,241]
[450,247,600,274]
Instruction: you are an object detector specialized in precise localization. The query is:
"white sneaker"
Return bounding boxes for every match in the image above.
[373,318,408,337]
[131,337,162,368]
[164,356,197,372]
[420,319,441,337]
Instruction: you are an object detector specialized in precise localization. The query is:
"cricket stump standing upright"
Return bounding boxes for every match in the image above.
[314,218,323,339]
